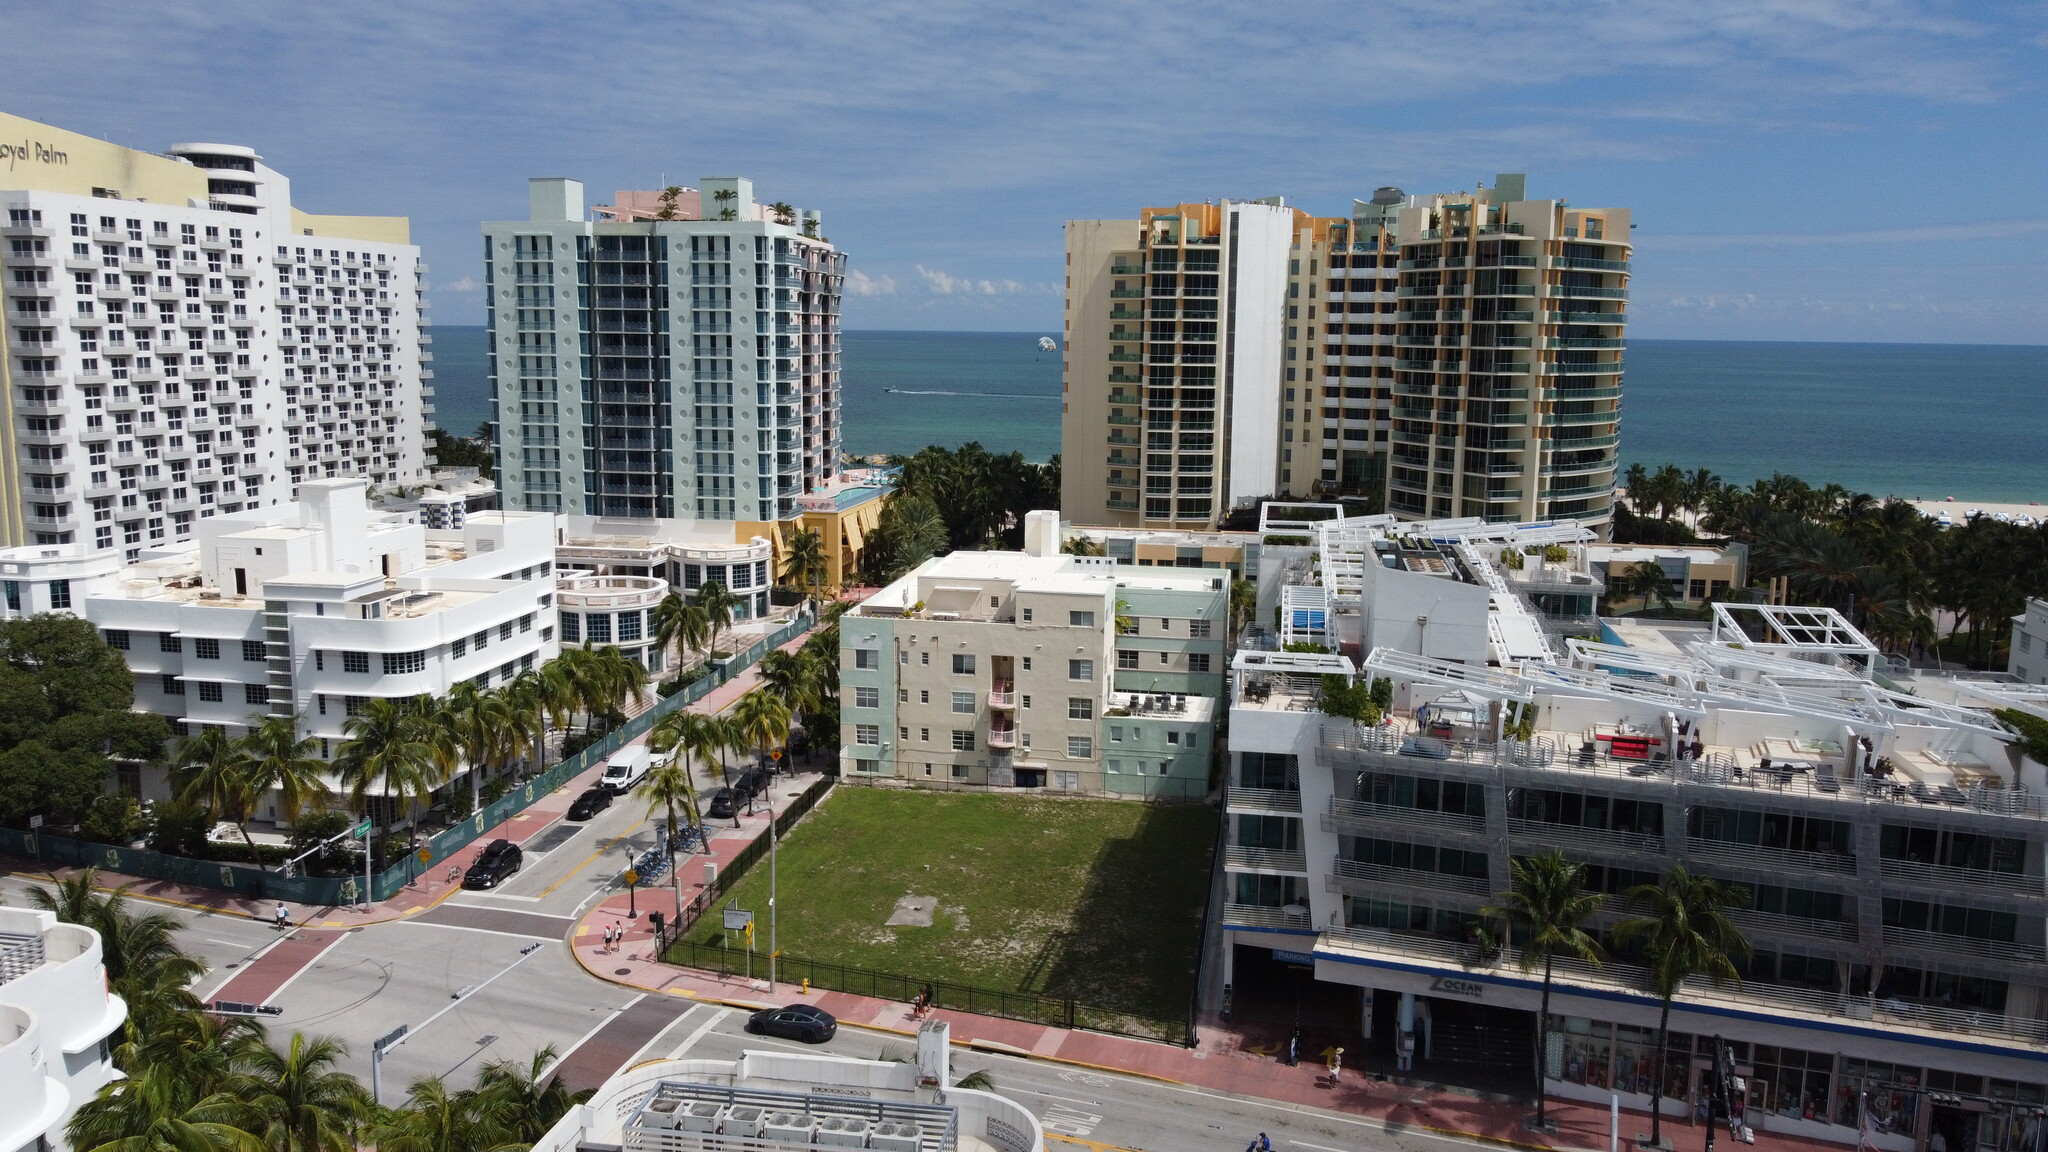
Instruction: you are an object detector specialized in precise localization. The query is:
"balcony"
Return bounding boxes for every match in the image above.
[1882,925,2048,968]
[1226,845,1308,874]
[1106,412,1140,426]
[1225,786,1303,815]
[1222,904,1315,933]
[1559,257,1631,272]
[987,725,1016,749]
[1329,857,1489,897]
[1548,284,1629,300]
[1877,857,2046,903]
[1106,390,1143,405]
[1325,796,1484,838]
[1108,351,1141,363]
[1109,288,1143,299]
[988,685,1016,709]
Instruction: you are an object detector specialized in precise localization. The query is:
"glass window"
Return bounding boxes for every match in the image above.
[104,629,131,650]
[1068,697,1093,720]
[1069,659,1093,680]
[1070,610,1095,627]
[952,653,975,674]
[192,637,221,659]
[854,686,880,708]
[1117,649,1139,669]
[952,691,975,713]
[1068,736,1093,758]
[197,681,223,702]
[854,724,879,745]
[951,730,976,751]
[585,612,611,643]
[561,613,579,643]
[242,640,266,661]
[855,648,879,669]
[343,651,369,674]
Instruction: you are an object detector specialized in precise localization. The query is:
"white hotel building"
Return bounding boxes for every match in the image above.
[1221,510,2048,1152]
[0,908,125,1152]
[0,110,432,561]
[0,479,558,812]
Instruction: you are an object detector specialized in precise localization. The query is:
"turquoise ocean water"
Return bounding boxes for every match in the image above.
[427,328,2048,502]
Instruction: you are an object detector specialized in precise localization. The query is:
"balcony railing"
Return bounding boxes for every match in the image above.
[1877,857,2045,900]
[987,727,1016,749]
[1225,845,1308,873]
[1883,925,2048,966]
[1222,904,1315,933]
[1226,786,1303,814]
[1330,858,1489,896]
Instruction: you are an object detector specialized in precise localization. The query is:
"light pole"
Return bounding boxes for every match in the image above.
[371,942,543,1105]
[767,776,779,993]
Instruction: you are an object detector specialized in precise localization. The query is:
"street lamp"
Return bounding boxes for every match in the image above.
[371,943,544,1105]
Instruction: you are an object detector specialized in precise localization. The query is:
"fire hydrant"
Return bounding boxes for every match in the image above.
[802,978,810,994]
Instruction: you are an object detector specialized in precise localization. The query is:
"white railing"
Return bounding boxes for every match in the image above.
[1225,845,1308,873]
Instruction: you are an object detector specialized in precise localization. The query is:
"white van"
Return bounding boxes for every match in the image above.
[600,745,652,794]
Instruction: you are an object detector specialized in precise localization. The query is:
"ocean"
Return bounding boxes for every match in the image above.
[426,328,2048,502]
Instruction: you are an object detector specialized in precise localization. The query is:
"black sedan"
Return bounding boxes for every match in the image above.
[733,768,768,801]
[705,788,738,820]
[747,1004,836,1043]
[566,788,612,821]
[462,839,522,889]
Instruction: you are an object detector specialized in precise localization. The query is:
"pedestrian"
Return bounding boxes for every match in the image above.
[602,924,615,953]
[613,921,625,954]
[921,983,935,1014]
[273,902,290,931]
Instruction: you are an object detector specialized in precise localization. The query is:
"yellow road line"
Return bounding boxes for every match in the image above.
[1048,1137,1142,1152]
[537,817,648,898]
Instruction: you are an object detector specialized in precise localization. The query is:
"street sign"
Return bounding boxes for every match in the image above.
[723,906,753,931]
[770,749,782,761]
[28,815,43,829]
[417,848,432,864]
[624,869,639,886]
[373,1024,408,1053]
[352,820,373,838]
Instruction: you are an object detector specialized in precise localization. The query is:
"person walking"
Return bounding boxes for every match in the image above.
[602,923,615,954]
[273,902,290,931]
[613,921,625,954]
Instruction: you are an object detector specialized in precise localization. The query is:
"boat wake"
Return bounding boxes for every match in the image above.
[884,389,1057,398]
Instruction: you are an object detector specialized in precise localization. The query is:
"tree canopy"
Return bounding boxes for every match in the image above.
[0,615,169,828]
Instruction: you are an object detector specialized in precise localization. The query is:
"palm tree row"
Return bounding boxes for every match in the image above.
[32,869,585,1152]
[1484,851,1748,1139]
[1613,463,2048,665]
[160,645,650,863]
[856,443,1061,583]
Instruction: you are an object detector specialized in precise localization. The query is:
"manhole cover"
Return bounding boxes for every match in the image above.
[349,927,365,933]
[225,962,239,969]
[614,968,632,975]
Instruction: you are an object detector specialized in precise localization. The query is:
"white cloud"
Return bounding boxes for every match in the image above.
[846,269,896,295]
[439,276,480,293]
[1640,219,2048,251]
[917,266,1030,295]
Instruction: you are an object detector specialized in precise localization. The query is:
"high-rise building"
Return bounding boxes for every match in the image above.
[483,178,844,524]
[0,111,432,560]
[0,907,126,1152]
[1061,176,1630,535]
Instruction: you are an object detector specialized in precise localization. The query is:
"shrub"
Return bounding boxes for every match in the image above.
[81,794,141,845]
[144,799,210,857]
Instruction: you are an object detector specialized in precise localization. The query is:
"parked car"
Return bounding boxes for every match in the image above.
[462,839,522,889]
[747,1004,836,1043]
[600,746,652,794]
[567,788,612,821]
[705,788,738,820]
[733,768,768,801]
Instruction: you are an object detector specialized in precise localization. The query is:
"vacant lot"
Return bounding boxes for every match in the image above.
[675,787,1217,1021]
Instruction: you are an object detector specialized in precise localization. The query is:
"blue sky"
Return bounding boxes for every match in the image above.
[8,1,2045,342]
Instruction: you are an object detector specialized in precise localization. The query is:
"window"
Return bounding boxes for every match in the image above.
[193,637,221,659]
[952,764,970,779]
[343,651,369,674]
[499,621,513,641]
[854,724,880,746]
[1022,608,1034,622]
[1117,649,1139,669]
[898,688,908,702]
[899,727,909,740]
[452,637,467,658]
[1021,657,1032,671]
[241,640,265,661]
[161,674,184,695]
[919,690,929,704]
[560,613,579,643]
[244,684,268,705]
[1068,697,1094,720]
[855,758,879,775]
[920,651,930,666]
[48,580,70,610]
[920,728,929,741]
[1159,652,1170,665]
[104,629,131,650]
[1069,659,1093,680]
[854,648,879,670]
[1068,736,1094,758]
[473,629,489,650]
[1109,725,1124,743]
[585,613,611,643]
[616,611,640,641]
[520,612,536,633]
[382,650,425,675]
[1189,653,1212,673]
[1054,771,1079,790]
[197,681,223,702]
[854,686,880,708]
[951,730,976,751]
[952,691,975,713]
[1070,610,1095,627]
[952,653,975,674]
[1021,694,1032,709]
[1190,619,1212,638]
[160,632,180,652]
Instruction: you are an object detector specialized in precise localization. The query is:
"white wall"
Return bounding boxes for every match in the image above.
[1223,202,1294,509]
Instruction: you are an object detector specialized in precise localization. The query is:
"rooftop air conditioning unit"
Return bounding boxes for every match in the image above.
[720,1106,765,1139]
[761,1111,815,1142]
[677,1101,723,1133]
[871,1121,923,1152]
[641,1098,683,1130]
[814,1115,873,1148]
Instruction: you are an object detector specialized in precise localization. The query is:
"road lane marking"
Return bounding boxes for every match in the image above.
[667,1007,733,1060]
[1011,1087,1107,1108]
[1289,1141,1352,1152]
[625,1004,705,1067]
[538,816,648,899]
[1040,1106,1102,1138]
[392,920,560,942]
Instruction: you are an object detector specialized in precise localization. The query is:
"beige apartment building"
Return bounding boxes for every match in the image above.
[1062,176,1630,535]
[839,514,1224,797]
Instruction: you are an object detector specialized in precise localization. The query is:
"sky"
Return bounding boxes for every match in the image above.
[6,1,2045,342]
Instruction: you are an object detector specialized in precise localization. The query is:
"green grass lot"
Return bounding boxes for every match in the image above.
[677,787,1217,1021]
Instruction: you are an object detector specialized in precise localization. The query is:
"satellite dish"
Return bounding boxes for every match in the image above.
[1037,336,1057,353]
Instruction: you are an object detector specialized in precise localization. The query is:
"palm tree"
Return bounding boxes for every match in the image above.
[1613,561,1675,614]
[655,710,737,824]
[1060,536,1106,556]
[27,869,202,993]
[650,592,710,673]
[231,1032,370,1152]
[240,716,334,834]
[635,750,704,859]
[171,727,261,862]
[71,1084,265,1152]
[590,644,651,721]
[1614,865,1751,1147]
[442,683,512,811]
[731,690,793,790]
[757,649,821,718]
[1228,578,1258,636]
[366,1075,481,1152]
[768,201,795,226]
[1622,463,1649,511]
[1482,851,1605,1128]
[695,581,741,659]
[333,698,440,842]
[783,527,830,607]
[469,1046,589,1146]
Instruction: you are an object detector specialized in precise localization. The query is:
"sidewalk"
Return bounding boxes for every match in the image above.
[0,622,816,928]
